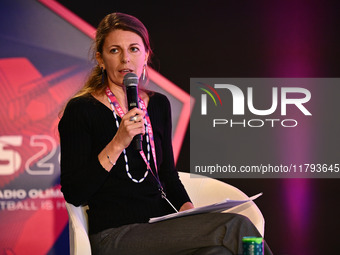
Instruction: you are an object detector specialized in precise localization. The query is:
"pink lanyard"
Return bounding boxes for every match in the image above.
[105,87,158,175]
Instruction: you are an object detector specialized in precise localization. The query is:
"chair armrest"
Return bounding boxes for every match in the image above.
[65,202,91,255]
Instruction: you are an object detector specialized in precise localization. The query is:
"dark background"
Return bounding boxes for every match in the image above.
[56,1,340,254]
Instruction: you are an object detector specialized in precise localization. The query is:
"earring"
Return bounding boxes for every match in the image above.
[142,64,146,81]
[101,67,105,85]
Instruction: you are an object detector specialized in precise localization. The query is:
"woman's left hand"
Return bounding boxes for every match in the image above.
[179,202,195,212]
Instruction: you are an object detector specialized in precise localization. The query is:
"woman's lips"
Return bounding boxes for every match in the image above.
[119,69,133,74]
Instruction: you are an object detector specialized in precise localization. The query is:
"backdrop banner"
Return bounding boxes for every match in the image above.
[0,0,191,254]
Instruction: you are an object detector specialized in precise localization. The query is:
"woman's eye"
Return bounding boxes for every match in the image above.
[110,48,118,53]
[130,47,139,52]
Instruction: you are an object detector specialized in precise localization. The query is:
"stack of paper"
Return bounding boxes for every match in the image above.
[149,193,262,223]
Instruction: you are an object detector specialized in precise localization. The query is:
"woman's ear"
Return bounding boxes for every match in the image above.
[96,52,105,69]
[144,51,150,65]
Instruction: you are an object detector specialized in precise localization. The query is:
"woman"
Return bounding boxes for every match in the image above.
[59,12,272,255]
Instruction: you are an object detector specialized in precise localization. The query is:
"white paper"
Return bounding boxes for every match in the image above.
[149,193,262,223]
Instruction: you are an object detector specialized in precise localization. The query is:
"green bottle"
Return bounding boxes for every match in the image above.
[242,236,264,255]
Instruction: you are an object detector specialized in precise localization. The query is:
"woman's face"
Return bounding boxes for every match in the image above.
[96,29,148,87]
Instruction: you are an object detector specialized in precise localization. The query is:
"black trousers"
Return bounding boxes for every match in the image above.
[89,213,273,255]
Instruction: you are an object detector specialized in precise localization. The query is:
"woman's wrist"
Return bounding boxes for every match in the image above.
[106,154,115,166]
[109,135,126,153]
[99,137,125,172]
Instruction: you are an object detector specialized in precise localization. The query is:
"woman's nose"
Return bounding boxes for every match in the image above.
[121,50,130,63]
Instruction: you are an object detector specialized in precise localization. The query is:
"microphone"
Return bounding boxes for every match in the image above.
[124,73,142,151]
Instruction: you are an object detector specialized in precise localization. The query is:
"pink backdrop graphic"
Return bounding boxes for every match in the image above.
[0,0,191,254]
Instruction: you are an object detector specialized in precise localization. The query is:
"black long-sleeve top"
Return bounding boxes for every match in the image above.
[58,92,191,235]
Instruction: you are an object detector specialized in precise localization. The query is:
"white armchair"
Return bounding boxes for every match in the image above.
[65,202,91,255]
[65,171,265,255]
[177,172,264,236]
